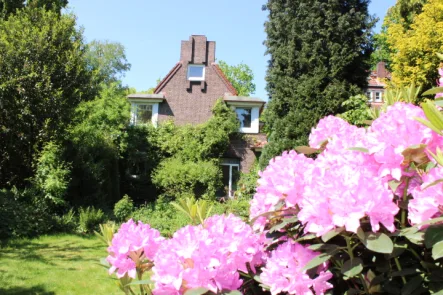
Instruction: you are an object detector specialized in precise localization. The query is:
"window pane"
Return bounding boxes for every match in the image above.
[221,165,230,196]
[375,92,381,102]
[231,165,240,193]
[188,66,204,78]
[366,92,372,102]
[136,104,152,124]
[236,108,252,128]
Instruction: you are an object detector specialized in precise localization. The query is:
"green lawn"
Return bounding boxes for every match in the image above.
[0,234,120,295]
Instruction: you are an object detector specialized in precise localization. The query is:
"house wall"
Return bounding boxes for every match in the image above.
[157,65,233,125]
[225,134,266,173]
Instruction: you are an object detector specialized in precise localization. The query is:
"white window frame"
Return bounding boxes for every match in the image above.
[130,102,160,127]
[235,106,259,133]
[366,91,373,102]
[220,161,240,198]
[187,64,205,81]
[375,91,382,102]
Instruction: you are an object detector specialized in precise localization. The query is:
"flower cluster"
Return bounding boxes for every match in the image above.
[436,67,443,99]
[107,219,164,278]
[152,214,263,294]
[251,103,443,236]
[260,242,332,295]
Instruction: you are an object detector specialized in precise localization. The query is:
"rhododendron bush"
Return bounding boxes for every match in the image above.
[103,101,443,295]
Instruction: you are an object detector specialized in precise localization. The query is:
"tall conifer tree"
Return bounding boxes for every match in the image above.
[260,0,375,166]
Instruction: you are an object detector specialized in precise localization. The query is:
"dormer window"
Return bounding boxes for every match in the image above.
[187,64,205,81]
[235,108,252,129]
[134,104,153,125]
[127,94,165,127]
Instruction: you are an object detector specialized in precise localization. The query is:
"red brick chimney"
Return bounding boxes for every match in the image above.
[376,62,389,79]
[180,35,215,64]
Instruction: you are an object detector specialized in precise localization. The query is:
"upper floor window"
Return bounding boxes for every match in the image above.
[187,64,205,81]
[130,102,159,126]
[236,108,252,128]
[375,92,382,102]
[135,104,153,124]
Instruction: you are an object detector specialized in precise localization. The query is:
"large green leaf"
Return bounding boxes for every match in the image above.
[321,227,344,242]
[422,100,443,132]
[401,276,423,295]
[347,147,369,153]
[422,87,443,96]
[359,232,393,254]
[126,279,154,286]
[221,291,242,295]
[432,241,443,260]
[184,287,210,295]
[341,258,363,280]
[294,146,321,155]
[425,224,443,248]
[302,253,332,271]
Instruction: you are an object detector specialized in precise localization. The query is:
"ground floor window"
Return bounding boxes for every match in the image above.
[220,159,240,198]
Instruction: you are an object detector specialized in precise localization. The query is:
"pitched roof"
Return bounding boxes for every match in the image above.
[154,62,183,94]
[212,63,238,96]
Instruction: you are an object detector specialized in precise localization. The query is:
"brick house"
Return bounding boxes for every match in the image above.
[127,35,266,197]
[366,62,390,107]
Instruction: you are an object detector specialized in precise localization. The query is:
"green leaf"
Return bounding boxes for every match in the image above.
[341,258,363,279]
[359,232,394,254]
[425,225,443,248]
[422,179,443,190]
[302,253,331,271]
[294,233,317,242]
[99,257,111,268]
[321,227,344,242]
[294,146,321,155]
[388,180,402,192]
[347,147,369,153]
[184,287,210,295]
[126,279,154,286]
[437,52,443,60]
[422,100,443,131]
[432,241,443,260]
[414,117,443,135]
[422,87,443,96]
[435,100,443,107]
[269,216,299,233]
[401,276,423,295]
[221,291,242,295]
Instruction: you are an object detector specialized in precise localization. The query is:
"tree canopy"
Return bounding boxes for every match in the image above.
[0,7,94,187]
[260,0,375,167]
[218,60,256,96]
[388,0,443,89]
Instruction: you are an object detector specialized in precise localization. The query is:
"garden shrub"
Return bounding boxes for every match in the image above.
[234,161,260,200]
[102,100,443,295]
[53,209,78,233]
[113,195,134,222]
[78,206,106,234]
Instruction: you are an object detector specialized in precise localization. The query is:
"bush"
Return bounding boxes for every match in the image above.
[78,206,106,233]
[0,187,57,240]
[53,209,78,233]
[113,195,134,222]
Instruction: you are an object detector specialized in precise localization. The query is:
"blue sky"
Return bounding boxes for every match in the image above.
[68,0,395,99]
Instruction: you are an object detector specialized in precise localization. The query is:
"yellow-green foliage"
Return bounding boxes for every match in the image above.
[388,0,443,89]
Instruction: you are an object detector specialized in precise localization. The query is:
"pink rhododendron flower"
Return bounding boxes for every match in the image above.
[366,103,433,180]
[309,115,366,150]
[436,67,443,98]
[107,219,164,278]
[409,166,443,225]
[152,214,263,294]
[260,241,332,295]
[250,150,313,231]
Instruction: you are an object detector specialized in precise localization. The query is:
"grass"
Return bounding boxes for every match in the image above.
[0,234,120,295]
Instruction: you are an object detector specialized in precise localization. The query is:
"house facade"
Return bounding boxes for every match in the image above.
[127,35,266,197]
[366,62,390,106]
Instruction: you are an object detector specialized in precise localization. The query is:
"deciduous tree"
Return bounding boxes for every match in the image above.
[218,60,256,96]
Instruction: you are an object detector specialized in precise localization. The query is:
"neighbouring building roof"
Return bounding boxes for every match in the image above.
[368,62,391,89]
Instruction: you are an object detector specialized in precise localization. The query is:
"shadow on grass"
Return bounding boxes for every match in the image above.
[0,285,55,295]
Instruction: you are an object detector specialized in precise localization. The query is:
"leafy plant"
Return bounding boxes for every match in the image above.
[171,197,213,225]
[113,195,134,222]
[78,206,106,234]
[94,222,117,246]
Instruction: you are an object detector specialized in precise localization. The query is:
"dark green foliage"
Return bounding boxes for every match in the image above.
[0,187,57,240]
[113,195,134,222]
[0,0,67,19]
[66,83,130,207]
[0,7,95,188]
[260,0,375,167]
[78,206,106,234]
[52,209,77,233]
